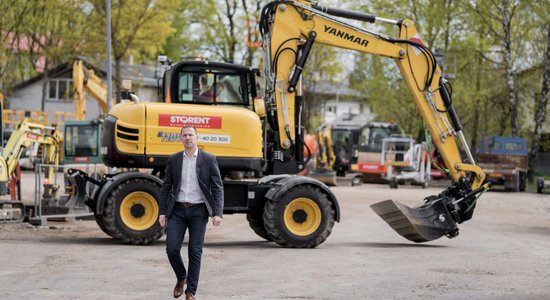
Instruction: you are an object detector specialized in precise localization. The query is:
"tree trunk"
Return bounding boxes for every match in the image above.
[40,57,49,112]
[470,42,483,152]
[528,25,550,180]
[501,0,519,136]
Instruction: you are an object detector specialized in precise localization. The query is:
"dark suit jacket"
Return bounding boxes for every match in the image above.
[159,149,224,218]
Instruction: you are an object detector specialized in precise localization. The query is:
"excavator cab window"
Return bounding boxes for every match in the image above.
[360,124,401,153]
[174,70,248,105]
[169,62,257,107]
[64,124,99,158]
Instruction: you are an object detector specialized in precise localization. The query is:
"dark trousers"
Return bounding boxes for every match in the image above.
[166,203,208,294]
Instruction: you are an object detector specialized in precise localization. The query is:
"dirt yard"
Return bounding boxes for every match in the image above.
[0,177,549,299]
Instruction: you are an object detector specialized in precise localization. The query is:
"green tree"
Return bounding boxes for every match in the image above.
[463,0,525,136]
[86,0,177,101]
[347,0,463,136]
[163,0,267,65]
[302,45,343,132]
[1,0,91,109]
[528,3,550,178]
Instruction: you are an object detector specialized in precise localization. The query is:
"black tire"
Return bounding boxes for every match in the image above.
[537,178,544,194]
[263,185,334,248]
[94,211,113,237]
[246,208,273,241]
[102,178,164,245]
[389,179,398,189]
[351,176,363,186]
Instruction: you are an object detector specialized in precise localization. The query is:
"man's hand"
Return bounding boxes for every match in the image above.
[212,216,222,226]
[159,215,166,228]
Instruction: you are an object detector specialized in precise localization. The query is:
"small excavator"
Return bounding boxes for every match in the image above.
[64,59,112,165]
[0,93,62,223]
[307,122,362,186]
[66,0,489,246]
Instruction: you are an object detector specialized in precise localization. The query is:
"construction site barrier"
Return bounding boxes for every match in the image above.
[3,109,74,130]
[29,162,98,226]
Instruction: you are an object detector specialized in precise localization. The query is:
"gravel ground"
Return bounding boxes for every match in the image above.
[0,176,549,299]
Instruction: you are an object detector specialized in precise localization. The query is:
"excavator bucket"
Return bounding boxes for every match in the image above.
[370,198,458,243]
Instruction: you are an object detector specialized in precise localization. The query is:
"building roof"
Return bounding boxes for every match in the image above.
[10,57,159,91]
[97,60,159,87]
[304,80,363,98]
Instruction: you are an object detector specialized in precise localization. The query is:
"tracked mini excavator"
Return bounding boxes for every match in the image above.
[69,0,489,246]
[0,116,62,223]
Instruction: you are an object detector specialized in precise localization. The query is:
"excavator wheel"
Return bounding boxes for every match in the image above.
[246,208,273,241]
[263,185,334,248]
[351,175,363,186]
[102,178,164,245]
[94,212,113,237]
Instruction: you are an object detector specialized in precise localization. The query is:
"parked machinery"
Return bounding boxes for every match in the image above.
[0,117,61,223]
[537,178,550,194]
[308,123,362,186]
[476,136,528,192]
[68,0,489,246]
[357,122,401,182]
[381,135,430,188]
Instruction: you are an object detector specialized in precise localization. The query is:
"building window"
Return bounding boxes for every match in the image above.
[47,79,73,101]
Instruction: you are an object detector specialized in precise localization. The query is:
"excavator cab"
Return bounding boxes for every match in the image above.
[63,119,102,164]
[163,60,261,108]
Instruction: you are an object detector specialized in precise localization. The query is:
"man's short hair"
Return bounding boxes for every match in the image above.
[181,125,197,134]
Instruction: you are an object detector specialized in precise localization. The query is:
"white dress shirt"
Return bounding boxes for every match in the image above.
[176,149,206,204]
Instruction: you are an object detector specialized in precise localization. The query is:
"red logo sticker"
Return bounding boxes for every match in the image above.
[158,114,222,129]
[73,157,91,162]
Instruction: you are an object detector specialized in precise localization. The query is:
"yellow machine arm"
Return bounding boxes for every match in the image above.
[72,60,110,120]
[315,124,334,171]
[260,0,489,242]
[0,119,61,196]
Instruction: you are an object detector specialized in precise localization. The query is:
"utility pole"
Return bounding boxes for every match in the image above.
[106,0,113,112]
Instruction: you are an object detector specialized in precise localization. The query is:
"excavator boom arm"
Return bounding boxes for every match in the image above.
[261,0,488,242]
[73,60,109,120]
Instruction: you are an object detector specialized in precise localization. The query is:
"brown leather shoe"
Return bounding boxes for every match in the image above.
[173,279,186,298]
[185,291,196,300]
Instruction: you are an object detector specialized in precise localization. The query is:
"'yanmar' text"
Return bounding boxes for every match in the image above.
[324,25,369,47]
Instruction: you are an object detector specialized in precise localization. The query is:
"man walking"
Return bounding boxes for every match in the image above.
[159,125,224,299]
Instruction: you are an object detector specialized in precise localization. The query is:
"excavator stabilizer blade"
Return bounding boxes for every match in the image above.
[308,171,338,186]
[370,198,458,243]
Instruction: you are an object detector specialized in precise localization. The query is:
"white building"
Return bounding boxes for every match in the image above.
[6,58,159,126]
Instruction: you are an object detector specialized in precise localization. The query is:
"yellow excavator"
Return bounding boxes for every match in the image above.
[63,60,112,165]
[72,59,110,121]
[0,106,62,223]
[69,0,489,246]
[308,123,362,186]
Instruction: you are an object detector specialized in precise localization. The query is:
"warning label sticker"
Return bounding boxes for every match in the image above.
[409,34,426,56]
